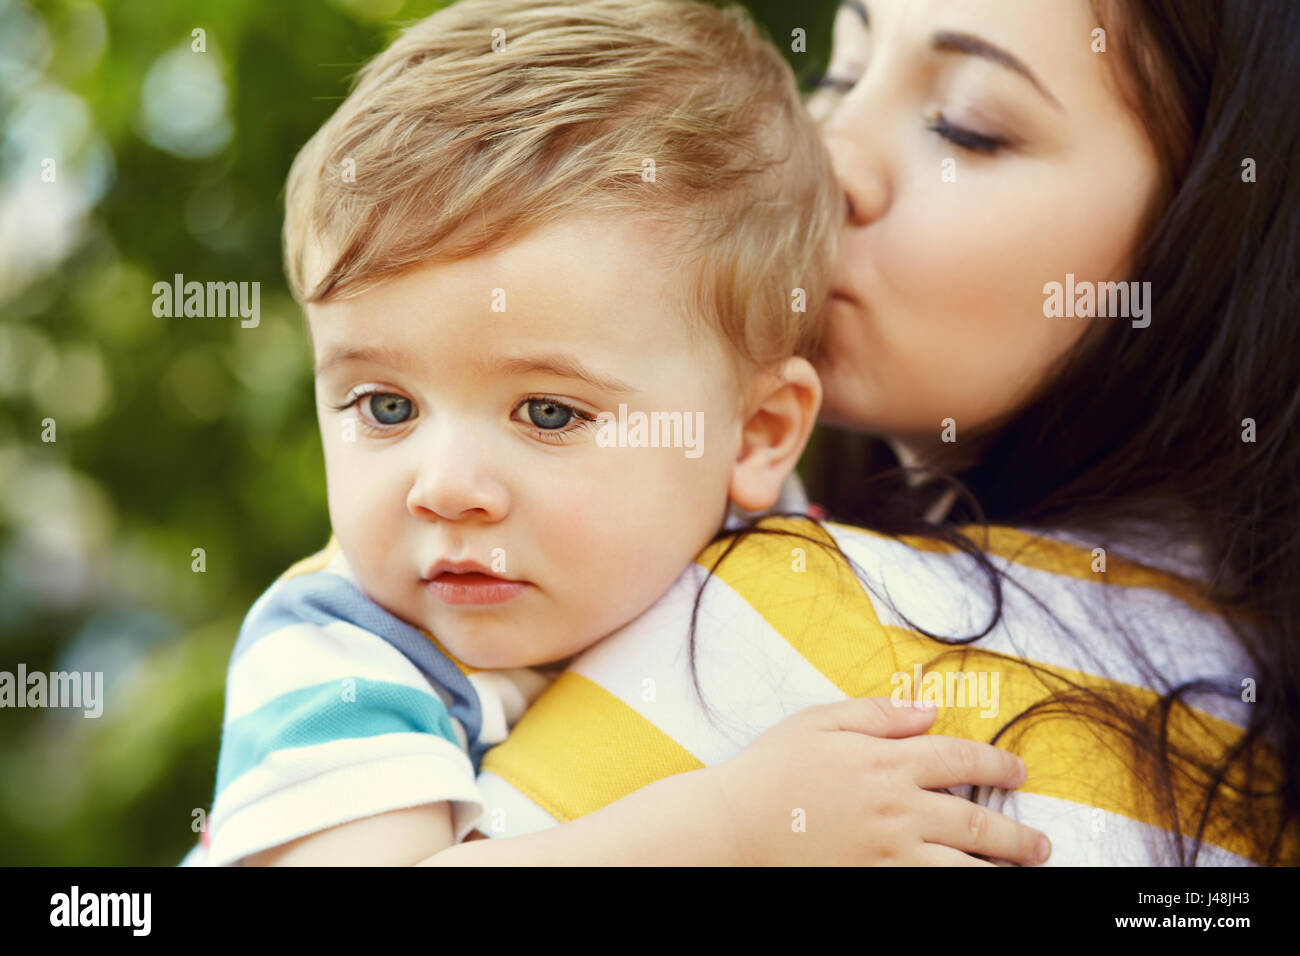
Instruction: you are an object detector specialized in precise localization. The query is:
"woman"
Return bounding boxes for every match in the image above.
[462,0,1299,865]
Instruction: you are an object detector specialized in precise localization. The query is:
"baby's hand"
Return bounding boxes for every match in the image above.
[707,697,1051,866]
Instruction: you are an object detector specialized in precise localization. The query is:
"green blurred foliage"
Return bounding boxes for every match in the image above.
[0,0,835,864]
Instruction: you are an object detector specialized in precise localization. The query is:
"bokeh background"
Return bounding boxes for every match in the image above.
[0,0,837,864]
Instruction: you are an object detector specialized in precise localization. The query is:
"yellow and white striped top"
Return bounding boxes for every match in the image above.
[475,516,1293,865]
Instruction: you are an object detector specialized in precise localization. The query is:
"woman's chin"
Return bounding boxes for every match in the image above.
[814,371,892,434]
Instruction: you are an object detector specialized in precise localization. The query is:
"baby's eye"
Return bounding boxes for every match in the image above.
[328,388,416,431]
[364,392,413,425]
[511,397,599,444]
[523,398,576,430]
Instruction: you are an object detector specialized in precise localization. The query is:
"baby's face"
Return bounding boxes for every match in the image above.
[307,213,747,668]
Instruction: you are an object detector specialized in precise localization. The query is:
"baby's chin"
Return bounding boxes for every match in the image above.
[435,629,595,671]
[413,606,600,671]
[367,565,663,671]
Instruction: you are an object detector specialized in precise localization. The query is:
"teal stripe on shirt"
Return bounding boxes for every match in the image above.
[216,677,459,794]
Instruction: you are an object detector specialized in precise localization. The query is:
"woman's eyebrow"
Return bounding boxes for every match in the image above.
[932,30,1064,112]
[839,2,1063,113]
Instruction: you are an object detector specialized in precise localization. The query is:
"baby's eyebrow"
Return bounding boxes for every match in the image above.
[315,345,414,377]
[315,346,635,394]
[485,354,635,394]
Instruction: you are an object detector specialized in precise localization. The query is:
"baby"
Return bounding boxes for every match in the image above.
[188,0,836,865]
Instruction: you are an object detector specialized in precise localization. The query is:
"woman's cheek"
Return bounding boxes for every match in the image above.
[890,181,1059,324]
[857,218,1056,427]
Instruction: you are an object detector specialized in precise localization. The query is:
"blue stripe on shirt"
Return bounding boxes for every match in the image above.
[216,677,459,794]
[228,571,485,761]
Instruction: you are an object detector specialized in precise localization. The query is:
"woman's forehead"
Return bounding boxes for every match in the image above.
[829,0,1113,111]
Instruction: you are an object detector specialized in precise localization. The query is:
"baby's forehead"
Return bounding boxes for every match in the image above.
[306,276,740,399]
[308,215,712,341]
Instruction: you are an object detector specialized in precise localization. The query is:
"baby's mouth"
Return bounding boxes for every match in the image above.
[421,562,530,607]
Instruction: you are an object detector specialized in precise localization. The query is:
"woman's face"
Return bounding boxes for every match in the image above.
[811,0,1161,453]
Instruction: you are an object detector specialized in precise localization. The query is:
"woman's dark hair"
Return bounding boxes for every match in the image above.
[697,0,1300,864]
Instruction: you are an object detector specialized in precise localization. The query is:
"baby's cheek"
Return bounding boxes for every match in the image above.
[323,448,369,525]
[330,479,402,588]
[546,480,672,590]
[543,485,622,565]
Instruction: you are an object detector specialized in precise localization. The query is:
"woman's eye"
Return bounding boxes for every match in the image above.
[809,72,857,94]
[364,393,413,425]
[524,398,576,430]
[928,113,1007,155]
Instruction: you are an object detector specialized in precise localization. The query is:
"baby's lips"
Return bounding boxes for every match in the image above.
[422,557,521,583]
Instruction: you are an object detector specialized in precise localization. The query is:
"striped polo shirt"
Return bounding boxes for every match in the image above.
[193,540,557,866]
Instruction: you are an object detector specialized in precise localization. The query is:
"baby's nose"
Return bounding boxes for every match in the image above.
[406,434,509,523]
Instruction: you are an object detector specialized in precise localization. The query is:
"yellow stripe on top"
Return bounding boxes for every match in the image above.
[482,672,703,822]
[824,520,1217,614]
[483,517,1293,862]
[279,536,341,581]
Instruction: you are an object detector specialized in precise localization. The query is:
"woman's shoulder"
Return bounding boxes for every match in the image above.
[708,513,1216,610]
[714,513,1225,616]
[704,515,1252,714]
[694,516,1277,864]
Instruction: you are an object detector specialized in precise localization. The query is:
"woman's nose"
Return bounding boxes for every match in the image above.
[405,431,510,523]
[821,109,891,228]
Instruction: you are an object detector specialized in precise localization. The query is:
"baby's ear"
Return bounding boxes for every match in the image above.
[728,357,822,512]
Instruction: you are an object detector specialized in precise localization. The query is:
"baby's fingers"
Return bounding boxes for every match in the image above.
[903,734,1028,790]
[918,791,1051,865]
[914,844,997,867]
[807,696,940,738]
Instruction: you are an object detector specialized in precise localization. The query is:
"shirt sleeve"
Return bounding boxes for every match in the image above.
[207,567,487,865]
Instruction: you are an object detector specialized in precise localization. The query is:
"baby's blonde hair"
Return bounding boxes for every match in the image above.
[284,0,841,368]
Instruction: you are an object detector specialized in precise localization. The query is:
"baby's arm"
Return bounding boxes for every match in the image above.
[243,697,1048,865]
[429,698,1050,866]
[243,768,736,865]
[243,803,455,865]
[241,778,733,865]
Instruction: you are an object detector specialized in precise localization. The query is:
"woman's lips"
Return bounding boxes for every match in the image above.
[424,571,529,606]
